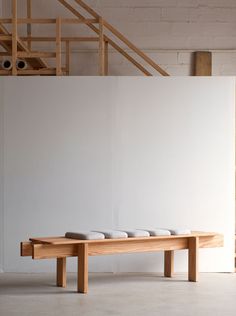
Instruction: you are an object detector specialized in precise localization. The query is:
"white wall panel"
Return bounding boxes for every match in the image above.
[0,77,234,273]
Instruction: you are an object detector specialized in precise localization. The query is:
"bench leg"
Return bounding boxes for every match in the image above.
[164,250,174,277]
[188,237,199,282]
[57,257,66,288]
[77,243,88,293]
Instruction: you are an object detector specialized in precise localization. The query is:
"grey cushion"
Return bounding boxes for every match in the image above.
[65,231,105,240]
[93,230,128,239]
[121,230,150,237]
[168,229,191,235]
[144,229,171,236]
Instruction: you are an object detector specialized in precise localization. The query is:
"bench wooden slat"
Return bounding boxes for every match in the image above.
[30,233,223,259]
[32,238,188,259]
[88,238,188,256]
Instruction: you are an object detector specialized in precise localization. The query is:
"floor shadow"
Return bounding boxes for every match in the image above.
[0,273,189,296]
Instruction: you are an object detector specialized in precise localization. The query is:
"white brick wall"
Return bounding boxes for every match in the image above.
[62,50,236,76]
[1,0,236,76]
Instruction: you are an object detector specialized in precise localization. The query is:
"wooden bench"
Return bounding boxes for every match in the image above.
[21,231,223,294]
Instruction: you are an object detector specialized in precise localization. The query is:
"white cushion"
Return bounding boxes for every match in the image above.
[168,229,191,235]
[145,229,171,236]
[65,231,105,240]
[93,230,128,239]
[121,230,150,237]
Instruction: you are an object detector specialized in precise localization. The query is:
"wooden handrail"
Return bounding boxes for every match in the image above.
[0,0,169,76]
[103,21,169,76]
[74,0,99,19]
[57,0,152,76]
[74,0,169,76]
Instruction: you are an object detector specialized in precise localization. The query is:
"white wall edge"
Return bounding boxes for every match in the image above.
[0,78,5,273]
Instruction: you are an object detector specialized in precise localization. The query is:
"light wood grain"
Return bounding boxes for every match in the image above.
[1,0,169,76]
[56,17,62,76]
[78,244,88,293]
[57,0,152,76]
[29,232,220,245]
[198,234,223,248]
[75,0,169,76]
[0,35,12,41]
[22,232,222,293]
[21,242,32,256]
[164,250,174,277]
[74,0,99,19]
[32,238,188,259]
[99,17,105,76]
[104,40,108,75]
[57,258,66,288]
[30,233,222,259]
[27,0,32,50]
[12,0,18,75]
[88,238,188,256]
[0,22,48,69]
[194,51,212,76]
[33,243,78,259]
[17,52,56,58]
[65,41,70,75]
[13,68,66,75]
[188,237,199,282]
[104,20,169,76]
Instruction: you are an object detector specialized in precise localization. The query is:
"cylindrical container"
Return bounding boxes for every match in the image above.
[16,59,27,70]
[1,59,13,70]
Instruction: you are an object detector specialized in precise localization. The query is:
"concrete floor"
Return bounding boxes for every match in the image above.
[0,272,236,316]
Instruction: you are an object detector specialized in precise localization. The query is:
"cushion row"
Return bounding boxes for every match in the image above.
[65,228,191,240]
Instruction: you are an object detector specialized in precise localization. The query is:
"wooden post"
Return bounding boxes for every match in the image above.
[188,237,199,282]
[104,40,108,75]
[56,17,62,76]
[27,0,32,50]
[77,243,88,293]
[65,41,70,76]
[99,17,105,76]
[12,0,18,75]
[57,257,66,288]
[164,250,174,277]
[194,51,212,76]
[57,0,152,76]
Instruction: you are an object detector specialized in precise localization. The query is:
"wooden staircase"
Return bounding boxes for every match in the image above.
[0,0,169,76]
[0,23,47,72]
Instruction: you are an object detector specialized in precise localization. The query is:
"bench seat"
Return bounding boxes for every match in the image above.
[20,231,223,294]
